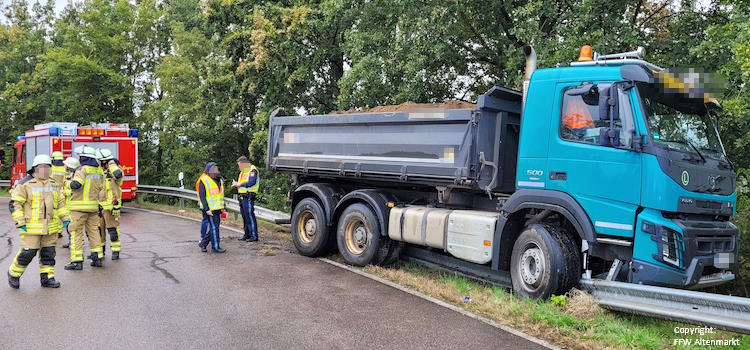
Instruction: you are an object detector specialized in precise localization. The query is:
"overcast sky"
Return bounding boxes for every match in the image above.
[1,0,68,19]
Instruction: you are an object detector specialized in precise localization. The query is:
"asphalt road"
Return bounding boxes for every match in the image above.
[0,199,548,350]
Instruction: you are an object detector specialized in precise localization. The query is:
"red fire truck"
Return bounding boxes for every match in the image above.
[10,122,139,200]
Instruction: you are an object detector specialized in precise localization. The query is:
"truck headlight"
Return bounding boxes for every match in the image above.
[643,220,683,269]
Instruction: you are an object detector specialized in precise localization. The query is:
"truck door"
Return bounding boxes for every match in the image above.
[546,82,641,239]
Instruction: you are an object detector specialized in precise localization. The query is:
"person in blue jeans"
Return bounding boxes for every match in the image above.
[197,162,226,253]
[232,156,259,242]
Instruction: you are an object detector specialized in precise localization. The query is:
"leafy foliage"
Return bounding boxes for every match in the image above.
[1,0,750,292]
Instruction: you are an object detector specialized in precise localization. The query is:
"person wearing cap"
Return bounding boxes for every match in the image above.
[60,157,80,249]
[8,154,70,289]
[232,156,259,242]
[196,162,226,253]
[64,146,106,270]
[97,148,124,260]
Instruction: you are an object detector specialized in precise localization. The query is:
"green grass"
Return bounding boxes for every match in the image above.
[369,262,750,350]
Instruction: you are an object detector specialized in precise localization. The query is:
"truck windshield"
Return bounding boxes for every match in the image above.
[638,83,726,161]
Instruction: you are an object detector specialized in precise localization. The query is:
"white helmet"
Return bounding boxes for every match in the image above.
[80,146,97,158]
[63,157,80,169]
[99,148,114,161]
[32,154,52,167]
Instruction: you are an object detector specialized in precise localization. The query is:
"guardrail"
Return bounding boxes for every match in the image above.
[579,279,750,334]
[0,179,10,187]
[136,184,290,224]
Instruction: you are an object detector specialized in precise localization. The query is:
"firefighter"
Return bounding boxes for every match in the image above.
[51,151,66,185]
[97,149,123,260]
[197,162,226,253]
[232,156,259,242]
[50,152,67,242]
[64,146,105,270]
[8,154,70,289]
[60,157,80,249]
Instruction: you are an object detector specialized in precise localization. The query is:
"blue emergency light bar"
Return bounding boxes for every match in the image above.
[129,129,139,138]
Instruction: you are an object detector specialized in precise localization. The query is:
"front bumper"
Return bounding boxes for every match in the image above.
[631,213,739,287]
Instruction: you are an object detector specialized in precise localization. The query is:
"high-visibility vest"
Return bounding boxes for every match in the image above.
[11,177,68,235]
[196,174,225,210]
[238,165,259,194]
[51,165,66,185]
[69,165,104,212]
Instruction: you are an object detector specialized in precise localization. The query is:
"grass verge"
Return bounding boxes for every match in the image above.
[130,197,749,350]
[364,263,749,350]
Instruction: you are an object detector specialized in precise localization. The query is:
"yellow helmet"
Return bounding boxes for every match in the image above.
[52,151,64,161]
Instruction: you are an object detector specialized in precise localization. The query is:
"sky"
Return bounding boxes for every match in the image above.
[0,0,68,19]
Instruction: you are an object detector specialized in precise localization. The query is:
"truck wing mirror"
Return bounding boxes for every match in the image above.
[598,127,621,147]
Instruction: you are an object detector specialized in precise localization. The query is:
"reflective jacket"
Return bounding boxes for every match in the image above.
[196,174,225,211]
[107,162,123,210]
[237,165,259,194]
[69,165,105,212]
[51,165,66,185]
[11,177,69,235]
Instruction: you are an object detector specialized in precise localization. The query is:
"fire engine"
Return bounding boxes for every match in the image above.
[10,122,139,200]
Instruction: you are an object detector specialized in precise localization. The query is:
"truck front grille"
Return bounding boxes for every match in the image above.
[696,234,735,255]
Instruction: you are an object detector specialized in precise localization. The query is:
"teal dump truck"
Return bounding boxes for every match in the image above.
[267,46,740,299]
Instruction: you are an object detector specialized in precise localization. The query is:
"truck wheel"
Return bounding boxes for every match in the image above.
[381,241,404,266]
[336,203,383,266]
[291,197,330,257]
[510,223,568,299]
[550,225,581,294]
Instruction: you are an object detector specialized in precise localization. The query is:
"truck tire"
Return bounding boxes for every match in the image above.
[291,197,330,257]
[510,223,569,299]
[381,241,404,266]
[550,225,581,294]
[336,203,383,267]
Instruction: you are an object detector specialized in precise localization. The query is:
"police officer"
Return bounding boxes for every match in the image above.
[197,162,226,253]
[232,156,259,242]
[8,154,70,289]
[97,149,123,260]
[60,157,79,249]
[64,146,105,270]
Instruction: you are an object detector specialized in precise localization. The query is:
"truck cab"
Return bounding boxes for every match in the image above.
[516,47,738,288]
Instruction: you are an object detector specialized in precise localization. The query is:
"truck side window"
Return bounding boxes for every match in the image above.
[560,87,604,144]
[560,85,633,147]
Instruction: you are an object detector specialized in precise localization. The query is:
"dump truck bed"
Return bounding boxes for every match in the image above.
[267,86,522,193]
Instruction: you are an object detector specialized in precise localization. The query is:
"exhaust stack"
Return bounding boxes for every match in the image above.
[522,45,536,114]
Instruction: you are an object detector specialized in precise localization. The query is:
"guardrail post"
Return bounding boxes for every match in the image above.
[232,194,238,221]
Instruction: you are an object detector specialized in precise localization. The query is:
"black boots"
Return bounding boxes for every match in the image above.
[111,252,119,260]
[90,253,103,267]
[64,262,83,270]
[212,247,226,253]
[8,272,19,289]
[40,273,60,288]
